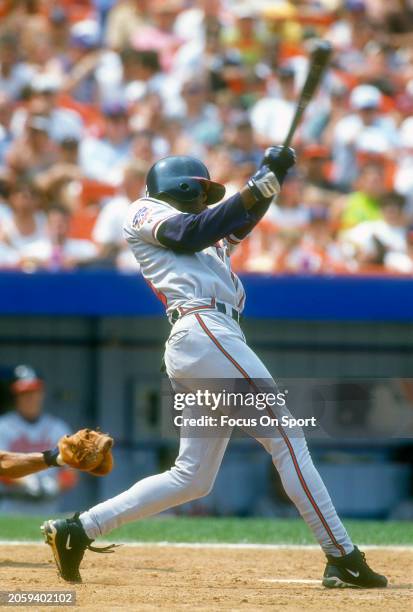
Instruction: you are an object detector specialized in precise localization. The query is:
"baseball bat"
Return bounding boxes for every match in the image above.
[282,40,332,150]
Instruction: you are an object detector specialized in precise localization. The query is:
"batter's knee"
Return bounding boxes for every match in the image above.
[170,464,214,500]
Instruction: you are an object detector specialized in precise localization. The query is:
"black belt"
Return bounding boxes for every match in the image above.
[171,302,241,325]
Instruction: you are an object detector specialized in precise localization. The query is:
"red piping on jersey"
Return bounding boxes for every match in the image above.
[195,313,346,557]
[145,278,167,307]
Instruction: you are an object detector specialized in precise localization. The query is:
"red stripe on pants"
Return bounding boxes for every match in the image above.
[195,313,346,556]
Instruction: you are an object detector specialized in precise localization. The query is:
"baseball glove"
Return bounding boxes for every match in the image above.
[58,429,114,476]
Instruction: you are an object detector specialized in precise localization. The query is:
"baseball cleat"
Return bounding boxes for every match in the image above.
[322,546,388,589]
[41,513,116,583]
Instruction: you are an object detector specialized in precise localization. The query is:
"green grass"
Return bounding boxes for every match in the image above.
[0,516,412,546]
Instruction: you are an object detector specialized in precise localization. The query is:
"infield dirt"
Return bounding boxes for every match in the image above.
[0,545,411,611]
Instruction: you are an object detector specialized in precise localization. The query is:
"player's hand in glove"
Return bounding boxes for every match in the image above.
[260,146,296,185]
[247,146,296,202]
[56,429,114,476]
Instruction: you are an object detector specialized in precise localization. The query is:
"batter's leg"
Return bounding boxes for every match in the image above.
[254,432,351,556]
[80,425,231,539]
[191,312,353,557]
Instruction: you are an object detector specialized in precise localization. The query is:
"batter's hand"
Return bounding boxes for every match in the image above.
[260,146,296,185]
[58,429,114,477]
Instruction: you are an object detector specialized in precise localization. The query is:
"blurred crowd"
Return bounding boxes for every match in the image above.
[1,0,413,275]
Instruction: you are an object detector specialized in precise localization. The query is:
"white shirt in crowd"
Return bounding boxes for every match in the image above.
[343,220,407,257]
[92,195,130,246]
[2,211,47,249]
[20,237,97,264]
[250,98,295,144]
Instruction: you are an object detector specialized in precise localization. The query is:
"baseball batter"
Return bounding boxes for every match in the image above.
[42,149,387,589]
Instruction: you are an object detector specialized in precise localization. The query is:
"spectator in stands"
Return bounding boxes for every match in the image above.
[331,84,399,188]
[266,171,312,231]
[250,65,297,146]
[1,180,46,250]
[341,191,408,270]
[105,0,149,51]
[299,145,335,191]
[92,160,148,268]
[31,130,82,212]
[169,77,221,150]
[6,115,57,179]
[223,4,268,68]
[10,74,84,146]
[20,204,97,270]
[225,115,262,169]
[48,6,70,56]
[131,129,161,165]
[121,48,166,104]
[131,0,183,73]
[394,117,413,201]
[337,162,387,229]
[385,228,413,274]
[285,208,343,274]
[0,92,13,165]
[63,19,102,104]
[79,101,132,185]
[174,0,224,43]
[0,32,34,100]
[0,182,19,266]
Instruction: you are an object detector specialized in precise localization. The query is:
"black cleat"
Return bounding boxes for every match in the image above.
[322,546,388,589]
[41,513,117,583]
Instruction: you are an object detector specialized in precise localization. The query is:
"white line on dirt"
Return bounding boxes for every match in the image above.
[259,579,320,584]
[0,541,412,551]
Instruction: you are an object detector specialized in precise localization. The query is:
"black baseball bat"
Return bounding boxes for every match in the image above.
[282,40,332,150]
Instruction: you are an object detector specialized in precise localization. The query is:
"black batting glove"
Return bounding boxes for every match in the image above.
[260,146,296,185]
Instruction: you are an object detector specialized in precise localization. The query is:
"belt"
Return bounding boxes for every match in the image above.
[170,300,241,325]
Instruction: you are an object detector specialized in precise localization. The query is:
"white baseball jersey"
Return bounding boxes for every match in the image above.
[0,411,69,454]
[0,411,70,513]
[123,196,246,316]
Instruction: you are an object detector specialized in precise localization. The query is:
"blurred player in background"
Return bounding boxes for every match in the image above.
[0,364,77,514]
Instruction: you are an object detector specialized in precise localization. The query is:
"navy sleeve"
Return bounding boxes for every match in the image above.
[157,193,257,253]
[230,197,273,241]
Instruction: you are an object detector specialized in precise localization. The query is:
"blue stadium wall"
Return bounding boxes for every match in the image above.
[0,271,412,518]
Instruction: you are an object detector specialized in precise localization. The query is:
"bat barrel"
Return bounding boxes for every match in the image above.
[281,40,332,151]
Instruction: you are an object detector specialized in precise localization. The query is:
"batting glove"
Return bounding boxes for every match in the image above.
[247,166,281,201]
[260,146,296,185]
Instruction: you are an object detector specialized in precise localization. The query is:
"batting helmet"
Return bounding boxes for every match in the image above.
[146,156,226,207]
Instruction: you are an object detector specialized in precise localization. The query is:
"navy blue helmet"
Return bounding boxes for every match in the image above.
[146,156,226,207]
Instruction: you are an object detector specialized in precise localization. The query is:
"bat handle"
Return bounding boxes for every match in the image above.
[282,118,298,151]
[282,135,293,151]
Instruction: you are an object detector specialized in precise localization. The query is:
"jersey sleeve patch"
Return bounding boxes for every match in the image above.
[132,206,151,230]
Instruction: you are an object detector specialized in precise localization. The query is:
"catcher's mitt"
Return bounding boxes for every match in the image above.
[58,429,114,476]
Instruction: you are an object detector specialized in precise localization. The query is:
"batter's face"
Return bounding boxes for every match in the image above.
[169,192,208,215]
[187,192,208,214]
